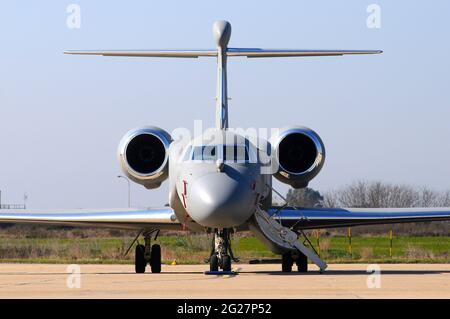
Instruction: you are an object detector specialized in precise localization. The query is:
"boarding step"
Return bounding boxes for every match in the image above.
[253,208,327,272]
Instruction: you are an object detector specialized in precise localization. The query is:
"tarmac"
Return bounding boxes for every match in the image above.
[0,263,449,298]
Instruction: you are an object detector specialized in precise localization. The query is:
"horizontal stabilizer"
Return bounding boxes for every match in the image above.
[64,49,382,59]
[64,50,217,58]
[227,48,383,58]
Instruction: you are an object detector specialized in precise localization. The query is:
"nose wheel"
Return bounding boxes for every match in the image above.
[208,229,237,272]
[209,253,219,271]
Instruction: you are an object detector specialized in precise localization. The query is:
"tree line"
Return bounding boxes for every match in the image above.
[285,180,450,236]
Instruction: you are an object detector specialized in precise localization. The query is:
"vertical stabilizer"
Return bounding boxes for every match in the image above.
[213,21,232,130]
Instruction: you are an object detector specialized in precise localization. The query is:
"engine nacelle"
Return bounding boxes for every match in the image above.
[271,126,325,188]
[117,126,172,189]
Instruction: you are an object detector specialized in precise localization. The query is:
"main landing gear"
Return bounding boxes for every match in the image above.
[134,230,162,273]
[207,229,239,272]
[282,251,308,273]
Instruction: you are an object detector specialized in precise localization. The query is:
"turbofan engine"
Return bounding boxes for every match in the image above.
[117,126,172,189]
[271,126,325,188]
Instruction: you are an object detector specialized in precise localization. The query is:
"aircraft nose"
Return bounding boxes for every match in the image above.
[187,172,256,228]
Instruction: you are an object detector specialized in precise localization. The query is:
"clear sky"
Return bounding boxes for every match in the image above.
[0,1,449,209]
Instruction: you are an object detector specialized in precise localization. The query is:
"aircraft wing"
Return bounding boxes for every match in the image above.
[0,207,181,231]
[269,207,450,230]
[226,49,383,58]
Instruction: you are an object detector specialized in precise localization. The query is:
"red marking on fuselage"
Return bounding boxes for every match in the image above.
[181,193,187,208]
[183,180,188,195]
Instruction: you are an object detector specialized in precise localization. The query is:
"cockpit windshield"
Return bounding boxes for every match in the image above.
[222,145,249,162]
[192,145,218,161]
[186,144,250,163]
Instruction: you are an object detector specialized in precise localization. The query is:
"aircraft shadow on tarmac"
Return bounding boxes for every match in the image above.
[245,270,450,276]
[2,269,449,277]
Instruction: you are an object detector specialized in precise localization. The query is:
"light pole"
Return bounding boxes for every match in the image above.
[23,192,28,209]
[117,175,131,208]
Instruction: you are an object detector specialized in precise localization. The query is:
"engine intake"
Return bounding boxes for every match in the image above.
[272,126,325,188]
[118,126,171,189]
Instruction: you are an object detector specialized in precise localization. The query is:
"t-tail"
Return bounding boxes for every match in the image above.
[64,20,382,130]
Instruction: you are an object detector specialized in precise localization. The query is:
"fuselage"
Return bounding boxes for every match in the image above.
[169,129,271,229]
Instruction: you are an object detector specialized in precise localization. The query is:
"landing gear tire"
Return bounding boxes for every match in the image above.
[296,253,308,273]
[222,255,232,272]
[150,244,161,273]
[282,253,293,273]
[210,254,219,272]
[135,244,146,274]
[208,229,237,273]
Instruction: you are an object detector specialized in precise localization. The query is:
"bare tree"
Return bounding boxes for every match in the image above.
[321,180,450,236]
[326,180,420,208]
[286,187,324,208]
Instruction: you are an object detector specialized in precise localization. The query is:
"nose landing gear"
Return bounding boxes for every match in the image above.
[207,228,238,273]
